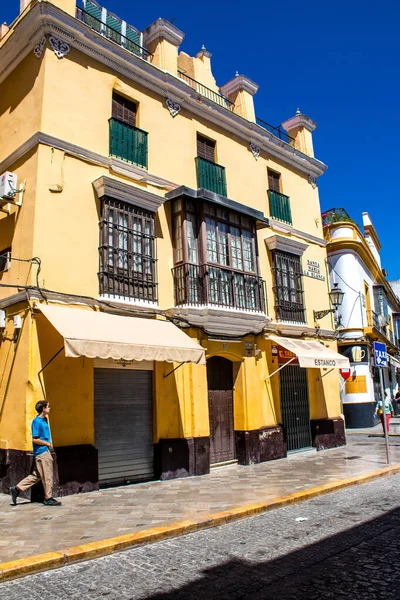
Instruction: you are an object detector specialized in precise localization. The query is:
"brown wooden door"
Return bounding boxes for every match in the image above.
[207,356,235,463]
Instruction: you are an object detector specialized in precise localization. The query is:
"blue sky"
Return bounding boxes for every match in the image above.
[3,1,399,277]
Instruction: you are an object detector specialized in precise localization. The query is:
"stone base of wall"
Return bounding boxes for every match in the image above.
[0,445,98,500]
[154,437,210,480]
[235,425,286,465]
[311,418,346,451]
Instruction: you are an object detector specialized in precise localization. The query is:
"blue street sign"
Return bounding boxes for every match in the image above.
[373,341,388,367]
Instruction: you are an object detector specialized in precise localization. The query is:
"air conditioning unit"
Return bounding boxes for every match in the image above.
[0,252,10,272]
[0,171,17,199]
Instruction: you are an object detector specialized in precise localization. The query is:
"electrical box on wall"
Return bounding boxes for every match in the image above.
[0,172,18,199]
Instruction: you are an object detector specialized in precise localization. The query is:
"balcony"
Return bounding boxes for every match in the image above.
[173,263,266,313]
[109,118,148,168]
[321,208,356,228]
[76,2,152,61]
[256,117,294,145]
[268,190,292,225]
[196,157,227,197]
[178,71,234,111]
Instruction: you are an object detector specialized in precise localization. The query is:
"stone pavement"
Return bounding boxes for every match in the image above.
[1,434,400,565]
[347,415,400,436]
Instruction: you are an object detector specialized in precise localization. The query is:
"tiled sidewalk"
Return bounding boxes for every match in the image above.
[1,434,400,564]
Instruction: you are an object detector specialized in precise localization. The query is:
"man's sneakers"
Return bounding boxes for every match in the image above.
[10,486,20,505]
[43,497,62,506]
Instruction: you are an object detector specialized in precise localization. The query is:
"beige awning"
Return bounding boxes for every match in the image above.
[37,304,205,365]
[389,355,400,369]
[269,335,350,369]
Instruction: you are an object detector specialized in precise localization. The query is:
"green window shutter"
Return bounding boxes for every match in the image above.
[268,190,292,225]
[106,12,122,45]
[125,25,142,56]
[83,0,102,32]
[109,120,148,169]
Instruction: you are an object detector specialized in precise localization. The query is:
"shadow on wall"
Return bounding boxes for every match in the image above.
[143,505,400,600]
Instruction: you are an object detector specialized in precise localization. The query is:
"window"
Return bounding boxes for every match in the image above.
[112,93,137,126]
[272,250,305,322]
[109,93,148,168]
[268,169,281,193]
[99,198,157,302]
[197,134,216,162]
[172,199,264,312]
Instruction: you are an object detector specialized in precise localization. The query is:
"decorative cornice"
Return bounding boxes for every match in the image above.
[142,18,185,47]
[166,185,269,226]
[264,234,308,256]
[282,113,317,133]
[220,74,259,97]
[269,219,327,247]
[0,131,178,192]
[0,2,327,179]
[92,175,166,212]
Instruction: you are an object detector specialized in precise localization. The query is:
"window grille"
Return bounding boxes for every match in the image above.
[272,250,305,322]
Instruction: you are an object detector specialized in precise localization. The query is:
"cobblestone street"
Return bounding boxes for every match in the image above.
[2,471,400,599]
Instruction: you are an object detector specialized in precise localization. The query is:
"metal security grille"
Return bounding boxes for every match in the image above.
[279,365,312,451]
[94,369,154,485]
[272,250,305,322]
[99,198,157,302]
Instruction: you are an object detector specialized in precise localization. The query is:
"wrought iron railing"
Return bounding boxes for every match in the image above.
[178,70,234,110]
[321,208,356,228]
[367,309,389,337]
[256,117,294,145]
[76,6,153,61]
[196,157,227,197]
[173,263,266,313]
[268,190,292,225]
[109,118,148,168]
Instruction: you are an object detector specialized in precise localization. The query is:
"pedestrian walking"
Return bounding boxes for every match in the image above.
[394,388,400,415]
[9,400,62,506]
[374,393,394,435]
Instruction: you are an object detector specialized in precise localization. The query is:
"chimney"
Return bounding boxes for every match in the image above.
[0,22,9,40]
[220,73,259,121]
[143,18,184,75]
[281,109,317,156]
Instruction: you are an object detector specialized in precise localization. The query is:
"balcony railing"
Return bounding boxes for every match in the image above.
[76,6,152,61]
[321,208,356,228]
[178,70,234,111]
[173,263,266,313]
[109,118,148,168]
[256,117,294,145]
[367,309,391,338]
[196,157,227,197]
[268,190,292,225]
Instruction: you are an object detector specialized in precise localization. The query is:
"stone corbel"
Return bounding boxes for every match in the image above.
[166,98,181,118]
[48,36,71,59]
[34,36,47,59]
[250,143,261,160]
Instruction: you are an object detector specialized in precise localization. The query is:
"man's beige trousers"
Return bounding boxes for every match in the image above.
[17,449,54,500]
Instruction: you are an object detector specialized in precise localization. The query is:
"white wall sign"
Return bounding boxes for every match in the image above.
[303,259,325,281]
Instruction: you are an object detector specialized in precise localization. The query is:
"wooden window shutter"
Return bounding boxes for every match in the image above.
[197,135,216,162]
[268,169,281,193]
[112,93,137,126]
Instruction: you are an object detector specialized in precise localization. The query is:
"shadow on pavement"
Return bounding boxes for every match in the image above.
[145,506,400,600]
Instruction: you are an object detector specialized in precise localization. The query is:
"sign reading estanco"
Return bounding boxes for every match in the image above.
[270,336,350,370]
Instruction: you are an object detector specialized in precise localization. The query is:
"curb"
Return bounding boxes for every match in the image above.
[1,463,400,582]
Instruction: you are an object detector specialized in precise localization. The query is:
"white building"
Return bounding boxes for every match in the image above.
[322,209,400,428]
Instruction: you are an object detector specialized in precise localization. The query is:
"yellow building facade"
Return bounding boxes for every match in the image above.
[0,0,348,496]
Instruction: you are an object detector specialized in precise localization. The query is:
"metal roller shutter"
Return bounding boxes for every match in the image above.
[94,368,153,485]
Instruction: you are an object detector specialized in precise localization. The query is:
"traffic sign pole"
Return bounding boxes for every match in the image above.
[379,368,390,465]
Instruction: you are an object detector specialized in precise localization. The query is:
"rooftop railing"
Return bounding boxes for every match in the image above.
[256,117,294,145]
[178,70,234,111]
[321,208,356,228]
[76,6,153,61]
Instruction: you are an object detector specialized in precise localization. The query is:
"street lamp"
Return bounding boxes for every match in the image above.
[313,283,345,323]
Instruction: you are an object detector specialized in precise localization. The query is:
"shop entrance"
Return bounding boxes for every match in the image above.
[279,364,312,451]
[207,356,235,463]
[94,368,154,486]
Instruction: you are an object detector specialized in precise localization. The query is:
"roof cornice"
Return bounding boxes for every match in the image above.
[0,3,327,179]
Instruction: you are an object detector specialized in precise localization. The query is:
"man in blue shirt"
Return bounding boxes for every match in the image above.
[10,400,62,506]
